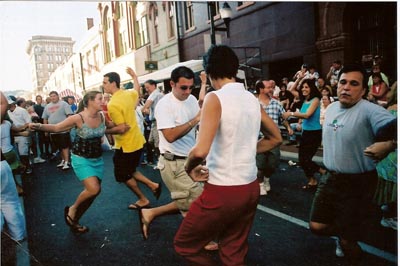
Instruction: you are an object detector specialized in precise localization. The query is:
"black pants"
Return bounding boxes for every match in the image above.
[299,129,322,177]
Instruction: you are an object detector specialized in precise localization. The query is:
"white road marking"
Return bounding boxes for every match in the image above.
[257,204,397,263]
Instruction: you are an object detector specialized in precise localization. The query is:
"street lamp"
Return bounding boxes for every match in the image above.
[208,2,233,45]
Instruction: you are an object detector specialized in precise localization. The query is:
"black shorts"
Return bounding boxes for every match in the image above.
[310,170,377,240]
[50,132,71,150]
[113,148,142,183]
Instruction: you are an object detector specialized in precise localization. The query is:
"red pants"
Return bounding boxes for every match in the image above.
[174,180,260,266]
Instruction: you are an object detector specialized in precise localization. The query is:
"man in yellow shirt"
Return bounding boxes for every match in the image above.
[103,71,161,209]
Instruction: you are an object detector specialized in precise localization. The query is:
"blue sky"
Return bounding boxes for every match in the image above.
[0,1,99,92]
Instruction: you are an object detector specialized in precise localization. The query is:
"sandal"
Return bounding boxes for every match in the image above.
[64,206,89,234]
[153,182,162,200]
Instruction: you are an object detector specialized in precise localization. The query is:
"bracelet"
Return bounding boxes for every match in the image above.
[188,121,193,128]
[291,112,294,116]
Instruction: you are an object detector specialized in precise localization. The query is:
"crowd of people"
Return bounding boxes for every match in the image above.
[1,45,397,265]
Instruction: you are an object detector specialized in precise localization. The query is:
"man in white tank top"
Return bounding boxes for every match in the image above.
[175,45,282,265]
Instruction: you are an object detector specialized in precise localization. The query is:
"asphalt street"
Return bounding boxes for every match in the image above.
[1,150,397,266]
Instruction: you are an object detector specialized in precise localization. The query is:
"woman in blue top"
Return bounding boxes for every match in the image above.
[30,91,130,234]
[283,79,326,189]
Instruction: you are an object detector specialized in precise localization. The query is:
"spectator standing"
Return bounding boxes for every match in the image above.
[326,60,343,94]
[42,91,73,170]
[33,95,48,159]
[102,71,161,210]
[309,64,396,259]
[283,79,326,190]
[7,97,32,175]
[175,45,282,265]
[139,76,164,165]
[67,96,78,114]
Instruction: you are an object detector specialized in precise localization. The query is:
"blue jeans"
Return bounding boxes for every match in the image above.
[0,161,26,241]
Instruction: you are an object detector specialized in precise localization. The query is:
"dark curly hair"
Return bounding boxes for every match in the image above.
[203,45,239,80]
[299,79,321,102]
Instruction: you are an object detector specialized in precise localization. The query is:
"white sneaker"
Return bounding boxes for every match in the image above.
[62,162,70,170]
[259,183,267,195]
[33,157,46,164]
[335,238,345,257]
[381,217,398,230]
[264,177,271,192]
[57,160,65,168]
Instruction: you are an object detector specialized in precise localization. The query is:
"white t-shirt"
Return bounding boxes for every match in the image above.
[7,106,31,127]
[147,89,164,121]
[155,92,199,156]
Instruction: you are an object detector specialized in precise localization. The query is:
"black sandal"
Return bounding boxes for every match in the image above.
[64,206,89,234]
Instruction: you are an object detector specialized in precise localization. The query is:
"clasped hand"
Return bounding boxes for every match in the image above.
[188,165,209,182]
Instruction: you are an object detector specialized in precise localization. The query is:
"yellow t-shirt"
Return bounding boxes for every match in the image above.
[107,89,145,153]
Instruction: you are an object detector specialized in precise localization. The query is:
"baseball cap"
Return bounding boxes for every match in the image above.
[7,95,17,104]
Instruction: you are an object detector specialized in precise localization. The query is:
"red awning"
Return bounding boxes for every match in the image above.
[58,89,82,102]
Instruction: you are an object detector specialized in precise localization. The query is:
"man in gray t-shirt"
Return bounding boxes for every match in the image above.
[142,80,164,164]
[309,64,396,259]
[42,91,73,170]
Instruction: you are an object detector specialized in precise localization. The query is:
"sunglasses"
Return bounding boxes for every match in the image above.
[179,85,195,91]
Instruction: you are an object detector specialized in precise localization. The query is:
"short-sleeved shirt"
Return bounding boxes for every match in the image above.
[323,99,395,173]
[107,89,145,153]
[155,92,199,156]
[7,106,31,127]
[42,100,73,124]
[260,98,285,126]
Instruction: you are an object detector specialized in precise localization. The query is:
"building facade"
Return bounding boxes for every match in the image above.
[177,1,397,86]
[35,2,397,99]
[26,36,75,94]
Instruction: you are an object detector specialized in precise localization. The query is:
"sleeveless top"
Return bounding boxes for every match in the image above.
[300,97,321,131]
[72,113,106,158]
[206,82,260,186]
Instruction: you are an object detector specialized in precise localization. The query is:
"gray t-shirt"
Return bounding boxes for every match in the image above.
[323,99,395,173]
[147,89,163,121]
[42,100,73,124]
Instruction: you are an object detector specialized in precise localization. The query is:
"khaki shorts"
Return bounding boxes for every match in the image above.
[157,156,203,213]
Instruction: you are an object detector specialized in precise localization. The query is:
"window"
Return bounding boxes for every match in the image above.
[135,15,149,48]
[93,45,99,69]
[184,1,195,31]
[167,2,175,38]
[151,5,159,45]
[208,2,220,20]
[236,1,254,10]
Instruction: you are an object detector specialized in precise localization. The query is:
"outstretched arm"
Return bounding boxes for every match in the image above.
[30,114,78,133]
